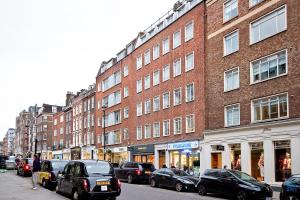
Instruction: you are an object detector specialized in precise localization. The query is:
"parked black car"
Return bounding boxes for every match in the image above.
[280,174,300,200]
[38,159,69,189]
[150,168,198,192]
[115,162,155,184]
[0,155,8,169]
[197,169,273,200]
[56,160,121,200]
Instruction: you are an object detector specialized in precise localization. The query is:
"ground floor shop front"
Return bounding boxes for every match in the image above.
[201,119,300,183]
[154,140,200,175]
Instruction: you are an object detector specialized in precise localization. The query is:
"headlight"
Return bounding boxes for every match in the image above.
[180,179,194,184]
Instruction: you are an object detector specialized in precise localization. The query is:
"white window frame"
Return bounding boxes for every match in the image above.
[162,37,170,55]
[223,0,238,22]
[163,119,170,136]
[224,30,239,56]
[153,95,160,112]
[185,52,194,72]
[185,114,195,133]
[251,93,289,123]
[136,102,142,117]
[185,21,194,42]
[144,49,151,65]
[173,58,182,77]
[162,64,170,82]
[136,54,142,70]
[173,117,182,135]
[124,86,129,98]
[173,88,182,106]
[224,103,240,127]
[144,99,151,114]
[153,122,160,138]
[250,49,288,84]
[153,70,160,86]
[153,44,160,60]
[124,107,129,119]
[162,92,170,109]
[144,74,151,90]
[136,126,142,140]
[144,124,151,139]
[136,79,142,93]
[250,5,287,45]
[173,30,181,49]
[224,67,240,92]
[185,83,195,102]
[123,65,129,77]
[249,0,264,8]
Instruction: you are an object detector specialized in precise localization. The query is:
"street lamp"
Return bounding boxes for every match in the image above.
[102,105,107,160]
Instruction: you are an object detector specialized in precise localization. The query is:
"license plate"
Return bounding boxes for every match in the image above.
[101,186,108,191]
[145,171,151,174]
[96,181,110,185]
[265,197,272,200]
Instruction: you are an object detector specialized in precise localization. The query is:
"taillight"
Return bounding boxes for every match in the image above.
[25,165,30,170]
[83,179,89,192]
[135,169,141,175]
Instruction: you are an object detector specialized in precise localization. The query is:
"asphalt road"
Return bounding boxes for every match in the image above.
[0,170,279,200]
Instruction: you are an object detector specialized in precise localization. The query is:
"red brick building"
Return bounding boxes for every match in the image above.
[52,111,66,159]
[96,0,205,170]
[15,111,31,157]
[202,0,300,182]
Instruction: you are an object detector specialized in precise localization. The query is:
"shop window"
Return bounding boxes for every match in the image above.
[250,142,264,180]
[274,140,291,182]
[230,144,241,170]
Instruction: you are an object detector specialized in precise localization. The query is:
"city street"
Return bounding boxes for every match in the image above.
[0,170,280,200]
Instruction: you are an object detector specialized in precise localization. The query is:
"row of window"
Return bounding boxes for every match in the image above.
[223,5,287,56]
[224,0,264,22]
[224,49,287,92]
[136,21,194,70]
[136,114,195,140]
[225,93,288,127]
[137,53,194,93]
[137,83,195,116]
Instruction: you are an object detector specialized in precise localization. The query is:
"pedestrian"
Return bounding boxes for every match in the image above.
[32,155,41,190]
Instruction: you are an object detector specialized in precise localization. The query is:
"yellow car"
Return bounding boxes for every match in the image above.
[38,159,69,189]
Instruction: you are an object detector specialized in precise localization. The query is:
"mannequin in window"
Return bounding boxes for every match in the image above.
[235,155,241,171]
[258,152,264,181]
[282,152,291,180]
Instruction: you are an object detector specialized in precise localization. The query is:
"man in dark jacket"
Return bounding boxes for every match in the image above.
[32,155,41,190]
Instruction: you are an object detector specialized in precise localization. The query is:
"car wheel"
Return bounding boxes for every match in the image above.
[237,191,248,200]
[72,190,82,200]
[127,175,133,184]
[150,179,156,187]
[175,182,183,192]
[198,185,207,196]
[42,179,47,188]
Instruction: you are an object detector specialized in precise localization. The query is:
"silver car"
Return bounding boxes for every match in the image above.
[5,160,16,170]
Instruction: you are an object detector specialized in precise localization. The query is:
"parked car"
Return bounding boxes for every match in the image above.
[5,159,16,170]
[280,174,300,200]
[115,162,155,184]
[17,158,33,176]
[38,159,69,189]
[0,155,8,169]
[150,168,198,192]
[56,160,121,200]
[197,169,273,200]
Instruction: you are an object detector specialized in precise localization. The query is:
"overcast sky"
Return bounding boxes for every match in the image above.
[0,0,175,139]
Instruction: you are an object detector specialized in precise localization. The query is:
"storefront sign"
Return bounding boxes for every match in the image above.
[130,144,154,154]
[111,146,127,153]
[216,145,225,151]
[168,141,199,150]
[63,149,71,153]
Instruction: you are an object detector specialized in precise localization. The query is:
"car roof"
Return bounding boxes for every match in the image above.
[292,174,300,178]
[73,160,110,164]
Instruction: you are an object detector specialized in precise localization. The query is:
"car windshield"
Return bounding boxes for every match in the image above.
[85,162,112,175]
[230,170,256,181]
[51,161,68,171]
[289,177,300,184]
[171,169,189,176]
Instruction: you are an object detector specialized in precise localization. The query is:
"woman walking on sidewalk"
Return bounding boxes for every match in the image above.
[32,155,41,190]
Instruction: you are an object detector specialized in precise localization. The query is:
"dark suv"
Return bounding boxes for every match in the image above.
[197,169,273,200]
[56,160,121,200]
[115,162,155,184]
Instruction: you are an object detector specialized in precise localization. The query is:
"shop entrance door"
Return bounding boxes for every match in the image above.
[158,150,166,168]
[250,142,264,181]
[211,153,222,169]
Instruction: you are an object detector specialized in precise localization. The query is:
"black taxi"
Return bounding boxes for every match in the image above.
[56,160,121,200]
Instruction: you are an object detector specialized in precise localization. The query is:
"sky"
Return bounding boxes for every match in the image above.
[0,0,175,140]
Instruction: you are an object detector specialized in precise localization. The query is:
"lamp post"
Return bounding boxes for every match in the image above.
[102,105,107,160]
